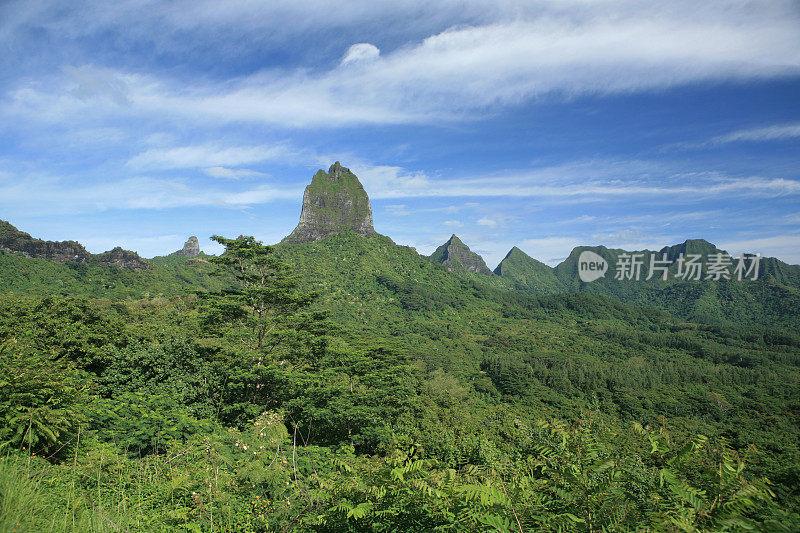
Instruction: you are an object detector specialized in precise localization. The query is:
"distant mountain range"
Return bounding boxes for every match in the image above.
[0,219,150,270]
[1,162,798,327]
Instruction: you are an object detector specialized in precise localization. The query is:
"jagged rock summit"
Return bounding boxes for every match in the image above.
[283,162,377,243]
[0,219,148,270]
[174,236,201,257]
[429,234,493,275]
[95,247,149,271]
[1,219,91,263]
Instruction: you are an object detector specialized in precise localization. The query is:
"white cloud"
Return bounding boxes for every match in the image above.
[202,166,264,179]
[718,234,800,265]
[668,122,800,150]
[385,204,410,216]
[64,65,130,105]
[0,174,301,215]
[341,43,380,66]
[444,220,463,227]
[714,123,800,144]
[127,143,297,170]
[348,163,432,195]
[5,1,799,128]
[3,156,798,222]
[589,230,680,252]
[363,163,800,201]
[285,158,797,203]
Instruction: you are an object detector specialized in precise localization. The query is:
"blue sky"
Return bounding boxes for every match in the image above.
[1,0,799,267]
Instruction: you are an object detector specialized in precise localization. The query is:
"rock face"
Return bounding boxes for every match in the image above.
[283,162,377,243]
[429,235,493,275]
[175,236,201,257]
[0,219,91,263]
[1,219,150,271]
[95,247,149,271]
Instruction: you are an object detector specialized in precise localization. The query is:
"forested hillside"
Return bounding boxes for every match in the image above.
[547,242,800,327]
[2,231,799,531]
[438,238,800,329]
[0,248,229,298]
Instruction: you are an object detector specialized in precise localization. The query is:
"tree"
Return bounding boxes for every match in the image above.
[200,235,329,426]
[203,235,325,365]
[0,339,86,456]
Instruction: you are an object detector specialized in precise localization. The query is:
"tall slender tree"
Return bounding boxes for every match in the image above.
[203,235,324,366]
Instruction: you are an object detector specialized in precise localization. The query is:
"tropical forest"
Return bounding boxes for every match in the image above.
[1,163,799,532]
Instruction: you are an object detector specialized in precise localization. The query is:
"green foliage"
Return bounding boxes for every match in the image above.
[286,345,417,450]
[203,235,317,353]
[0,231,798,529]
[546,244,800,328]
[87,393,215,455]
[0,248,230,299]
[0,454,52,532]
[0,339,86,456]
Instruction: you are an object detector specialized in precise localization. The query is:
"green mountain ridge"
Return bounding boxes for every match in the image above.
[541,242,800,326]
[2,162,799,329]
[3,228,800,529]
[492,245,565,294]
[658,238,723,261]
[1,219,149,270]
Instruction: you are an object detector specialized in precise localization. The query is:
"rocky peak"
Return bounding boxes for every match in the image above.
[96,247,149,271]
[175,236,201,257]
[329,161,347,178]
[498,246,526,263]
[429,234,493,275]
[283,162,377,243]
[0,219,91,263]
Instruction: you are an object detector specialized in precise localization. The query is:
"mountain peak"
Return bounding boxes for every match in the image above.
[96,247,149,271]
[329,161,347,176]
[494,245,563,292]
[430,235,492,275]
[659,239,725,262]
[283,163,377,243]
[495,246,545,272]
[174,236,201,257]
[501,246,526,260]
[1,219,91,263]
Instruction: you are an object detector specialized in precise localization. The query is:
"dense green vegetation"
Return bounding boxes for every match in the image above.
[546,243,800,327]
[492,247,564,295]
[1,232,799,530]
[0,251,229,299]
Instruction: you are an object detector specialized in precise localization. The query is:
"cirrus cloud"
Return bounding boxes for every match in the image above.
[5,1,799,128]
